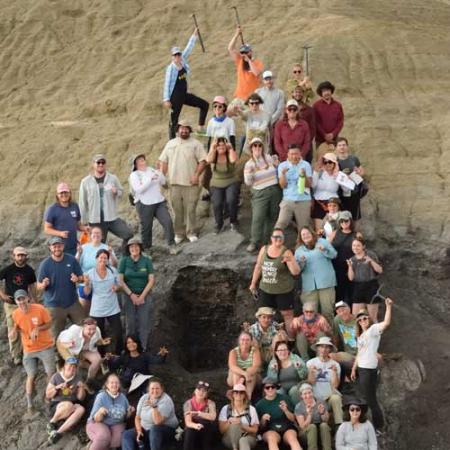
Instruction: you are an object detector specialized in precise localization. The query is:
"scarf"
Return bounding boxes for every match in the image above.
[213,115,227,123]
[190,395,208,412]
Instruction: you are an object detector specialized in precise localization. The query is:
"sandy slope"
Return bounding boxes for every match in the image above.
[0,0,450,249]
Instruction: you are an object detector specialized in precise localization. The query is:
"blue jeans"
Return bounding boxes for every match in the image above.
[122,425,175,450]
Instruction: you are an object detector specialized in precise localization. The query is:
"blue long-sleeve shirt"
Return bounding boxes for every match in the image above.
[88,390,129,426]
[295,237,337,291]
[163,34,197,101]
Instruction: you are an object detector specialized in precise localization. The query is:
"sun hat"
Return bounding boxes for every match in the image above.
[255,307,275,318]
[339,210,353,221]
[129,373,153,393]
[311,336,337,353]
[126,236,143,246]
[322,152,337,164]
[177,119,193,132]
[232,383,247,393]
[212,95,227,105]
[356,309,370,320]
[298,383,314,394]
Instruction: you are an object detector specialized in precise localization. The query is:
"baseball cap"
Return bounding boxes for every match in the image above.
[48,236,64,245]
[14,289,28,301]
[263,70,273,79]
[286,99,299,108]
[92,154,107,163]
[171,46,182,55]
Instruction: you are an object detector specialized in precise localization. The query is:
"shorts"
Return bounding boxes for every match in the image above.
[311,199,329,219]
[49,400,79,418]
[78,285,92,301]
[260,289,295,311]
[352,279,380,303]
[23,347,55,377]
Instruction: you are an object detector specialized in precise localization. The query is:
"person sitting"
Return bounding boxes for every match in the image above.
[289,302,332,362]
[306,337,343,429]
[106,334,167,390]
[227,331,262,399]
[295,227,337,326]
[256,376,302,450]
[335,398,377,450]
[330,301,357,376]
[218,383,259,450]
[122,377,179,450]
[56,317,111,384]
[319,197,342,239]
[295,383,332,450]
[182,380,217,450]
[248,307,282,366]
[45,356,86,445]
[249,228,300,331]
[86,373,134,449]
[266,341,308,404]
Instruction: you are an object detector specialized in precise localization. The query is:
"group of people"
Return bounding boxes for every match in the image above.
[0,24,393,450]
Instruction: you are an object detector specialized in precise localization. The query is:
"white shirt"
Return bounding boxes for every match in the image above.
[206,116,236,140]
[218,404,259,426]
[57,324,102,355]
[307,357,341,401]
[129,168,166,205]
[357,323,383,369]
[312,170,340,200]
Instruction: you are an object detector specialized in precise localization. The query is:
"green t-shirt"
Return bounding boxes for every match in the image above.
[118,255,154,294]
[333,315,357,355]
[255,393,294,423]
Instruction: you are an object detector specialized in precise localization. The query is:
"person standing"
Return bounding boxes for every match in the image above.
[275,144,312,232]
[44,182,87,256]
[129,153,176,254]
[158,120,207,243]
[163,28,209,139]
[118,237,155,351]
[291,85,316,158]
[0,246,37,365]
[313,81,344,146]
[206,96,236,149]
[255,70,285,127]
[37,236,85,338]
[9,290,54,413]
[285,63,314,104]
[273,100,311,162]
[79,154,133,248]
[228,27,263,102]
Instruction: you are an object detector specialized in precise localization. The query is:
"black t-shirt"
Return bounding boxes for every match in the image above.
[173,67,187,95]
[0,263,36,300]
[95,175,106,221]
[332,230,356,268]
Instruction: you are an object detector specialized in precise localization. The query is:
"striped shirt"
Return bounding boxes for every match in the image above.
[244,155,279,190]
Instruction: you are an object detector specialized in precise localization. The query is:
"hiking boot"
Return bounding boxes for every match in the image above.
[48,431,62,445]
[174,235,184,245]
[187,234,198,243]
[47,422,57,435]
[230,223,238,232]
[168,245,179,255]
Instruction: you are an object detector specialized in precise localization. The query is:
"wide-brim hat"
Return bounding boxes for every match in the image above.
[322,152,337,164]
[311,336,337,353]
[255,307,275,318]
[177,119,193,132]
[126,236,143,247]
[129,373,153,393]
[130,153,146,170]
[356,309,370,320]
[344,397,368,410]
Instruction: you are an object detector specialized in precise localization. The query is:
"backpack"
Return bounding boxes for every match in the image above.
[227,404,252,425]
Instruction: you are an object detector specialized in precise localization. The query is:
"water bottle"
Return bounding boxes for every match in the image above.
[297,169,305,194]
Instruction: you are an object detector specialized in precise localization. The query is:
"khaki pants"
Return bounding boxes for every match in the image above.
[302,423,332,450]
[169,184,200,237]
[296,331,327,362]
[48,302,86,340]
[222,423,257,450]
[301,287,335,326]
[275,199,311,230]
[327,393,343,424]
[3,302,22,361]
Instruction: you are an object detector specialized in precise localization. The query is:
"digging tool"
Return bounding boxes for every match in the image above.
[303,44,312,76]
[231,6,245,45]
[192,14,206,52]
[370,283,387,304]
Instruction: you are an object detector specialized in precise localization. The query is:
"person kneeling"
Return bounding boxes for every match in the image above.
[45,356,86,445]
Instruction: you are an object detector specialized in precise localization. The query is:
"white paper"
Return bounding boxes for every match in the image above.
[349,171,364,185]
[336,171,356,190]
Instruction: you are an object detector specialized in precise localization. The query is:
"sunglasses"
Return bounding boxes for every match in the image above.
[322,160,335,165]
[287,107,298,112]
[213,104,224,109]
[271,235,284,240]
[96,160,106,165]
[264,385,277,390]
[276,348,289,353]
[340,219,350,223]
[249,101,260,105]
[349,406,361,412]
[197,381,210,388]
[232,391,246,395]
[293,70,303,74]
[240,51,249,55]
[252,143,263,148]
[304,310,315,313]
[358,317,369,322]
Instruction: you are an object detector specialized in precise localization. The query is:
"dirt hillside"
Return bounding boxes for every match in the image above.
[0,0,450,248]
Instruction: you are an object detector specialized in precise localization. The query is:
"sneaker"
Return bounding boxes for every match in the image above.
[48,431,62,445]
[13,357,22,366]
[168,245,179,255]
[187,234,198,243]
[47,422,57,435]
[174,235,184,245]
[230,223,238,232]
[246,242,257,253]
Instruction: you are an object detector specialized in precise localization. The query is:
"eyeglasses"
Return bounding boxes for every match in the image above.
[271,235,284,240]
[232,391,246,395]
[240,51,249,55]
[322,160,335,165]
[293,70,303,74]
[349,406,361,412]
[249,101,260,105]
[58,191,70,195]
[15,254,27,257]
[287,107,298,112]
[264,385,277,390]
[340,219,350,223]
[264,77,273,80]
[213,104,224,109]
[304,310,315,313]
[197,381,210,388]
[276,348,289,353]
[358,317,369,322]
[252,143,263,148]
[96,160,106,165]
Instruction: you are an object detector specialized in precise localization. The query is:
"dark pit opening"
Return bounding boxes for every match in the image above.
[171,266,246,372]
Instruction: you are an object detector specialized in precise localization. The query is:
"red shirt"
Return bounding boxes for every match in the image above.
[273,118,311,161]
[299,103,316,143]
[313,98,344,144]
